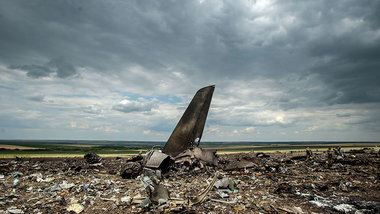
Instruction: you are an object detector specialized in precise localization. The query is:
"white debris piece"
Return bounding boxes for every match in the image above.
[66,203,84,214]
[333,204,356,213]
[7,207,24,214]
[60,180,75,189]
[309,200,331,208]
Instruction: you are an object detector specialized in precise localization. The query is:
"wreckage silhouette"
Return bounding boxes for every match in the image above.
[163,85,215,156]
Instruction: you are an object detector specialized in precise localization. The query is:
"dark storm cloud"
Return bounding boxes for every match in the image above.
[8,57,78,79]
[309,41,380,105]
[8,64,53,78]
[27,95,45,102]
[0,0,379,110]
[296,0,380,105]
[47,57,78,78]
[249,0,380,109]
[336,113,351,118]
[0,0,303,78]
[0,0,379,141]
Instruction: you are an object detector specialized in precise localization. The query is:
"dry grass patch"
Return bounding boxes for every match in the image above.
[0,144,40,150]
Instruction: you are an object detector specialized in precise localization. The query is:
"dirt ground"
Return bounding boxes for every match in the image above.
[1,148,379,213]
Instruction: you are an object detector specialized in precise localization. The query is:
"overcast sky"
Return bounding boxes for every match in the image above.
[1,0,379,142]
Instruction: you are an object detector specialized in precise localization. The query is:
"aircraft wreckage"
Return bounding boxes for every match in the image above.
[121,85,218,179]
[149,85,217,167]
[163,85,215,157]
[120,85,262,207]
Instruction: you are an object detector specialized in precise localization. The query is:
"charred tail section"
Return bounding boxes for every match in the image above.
[162,85,215,156]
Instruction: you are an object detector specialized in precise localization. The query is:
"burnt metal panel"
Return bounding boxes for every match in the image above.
[193,147,218,165]
[162,85,215,156]
[144,150,170,169]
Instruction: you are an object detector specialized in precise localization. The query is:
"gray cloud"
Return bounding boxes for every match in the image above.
[336,113,351,118]
[47,57,78,78]
[27,95,45,102]
[1,0,378,89]
[8,64,53,78]
[0,0,379,141]
[8,57,78,79]
[81,105,102,114]
[0,115,40,129]
[112,99,156,113]
[308,32,380,105]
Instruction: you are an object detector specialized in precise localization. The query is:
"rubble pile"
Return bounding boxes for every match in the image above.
[0,148,379,213]
[84,152,102,164]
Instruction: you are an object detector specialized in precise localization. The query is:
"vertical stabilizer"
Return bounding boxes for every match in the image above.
[162,85,215,156]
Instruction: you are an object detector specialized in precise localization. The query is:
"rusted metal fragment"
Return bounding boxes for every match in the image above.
[163,85,215,156]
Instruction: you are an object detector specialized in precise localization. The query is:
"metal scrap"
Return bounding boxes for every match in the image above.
[144,150,172,170]
[175,147,218,165]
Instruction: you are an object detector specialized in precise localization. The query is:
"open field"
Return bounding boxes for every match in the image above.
[0,151,140,159]
[1,145,379,159]
[0,144,40,150]
[0,153,137,159]
[1,140,379,158]
[216,145,380,154]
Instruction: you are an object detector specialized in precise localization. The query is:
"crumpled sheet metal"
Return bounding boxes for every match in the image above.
[144,150,171,169]
[174,147,218,165]
[193,147,217,165]
[163,85,215,156]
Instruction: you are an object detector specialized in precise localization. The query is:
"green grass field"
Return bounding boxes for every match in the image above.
[0,140,378,158]
[216,146,378,154]
[0,151,140,158]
